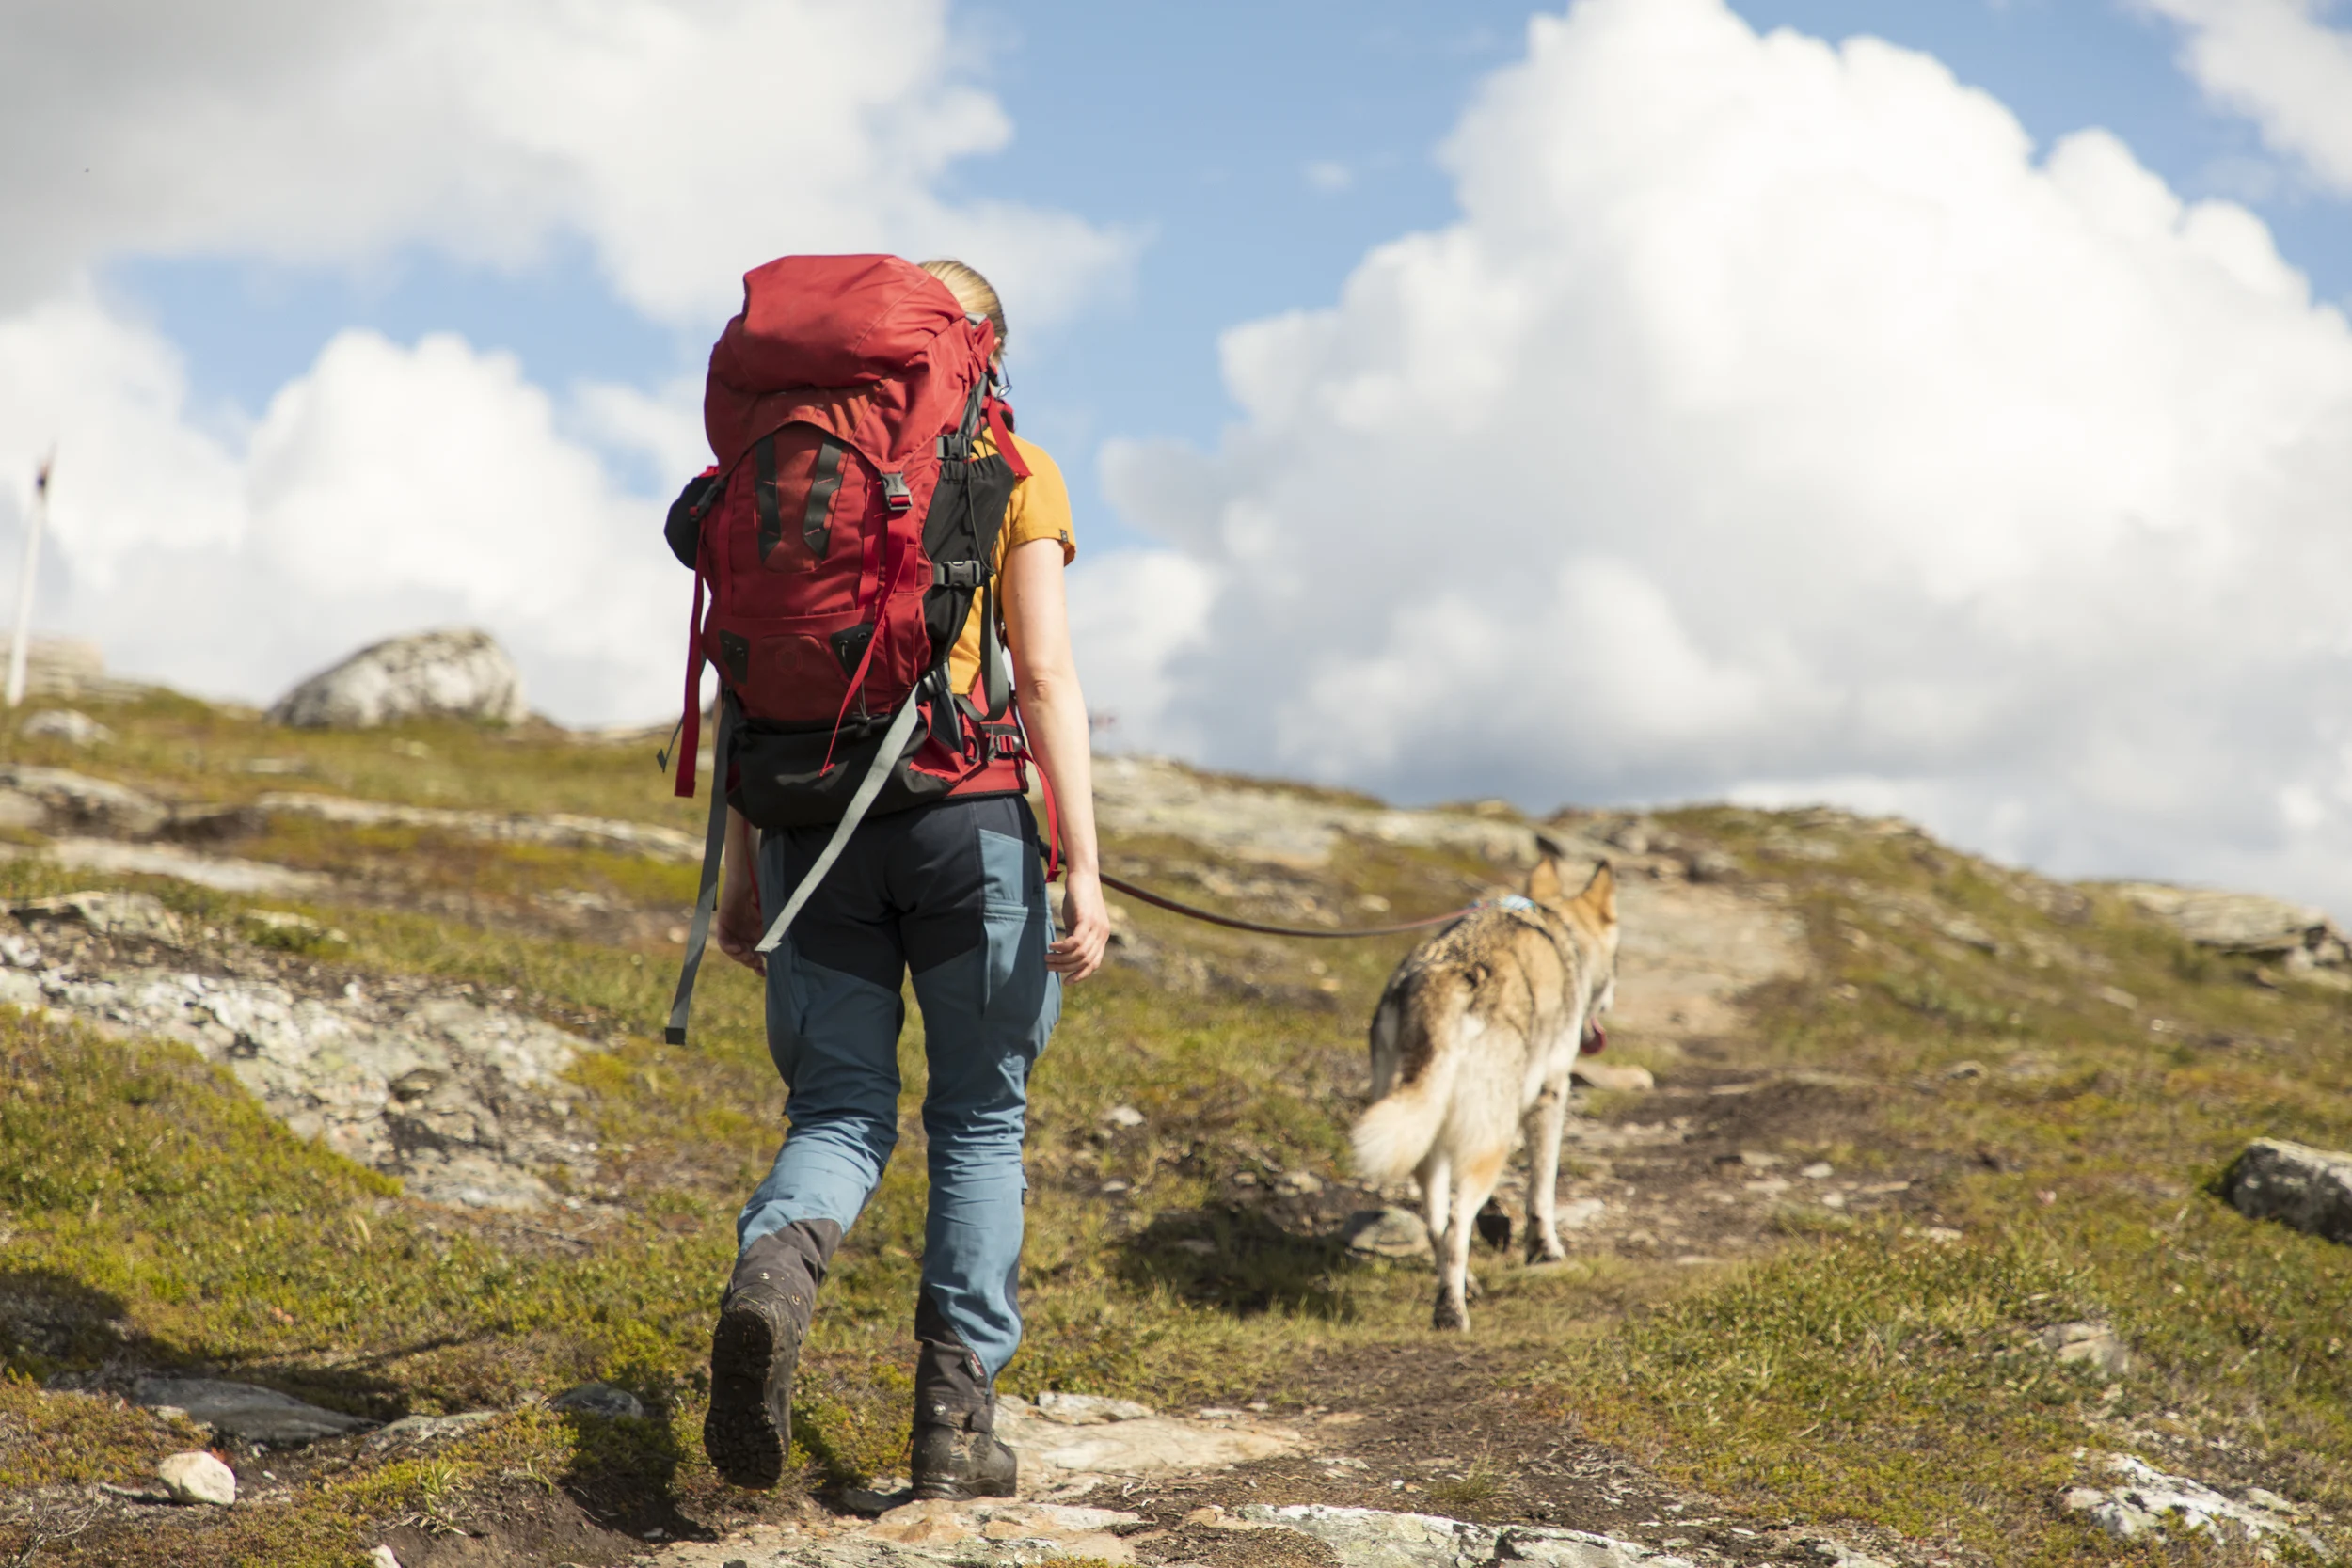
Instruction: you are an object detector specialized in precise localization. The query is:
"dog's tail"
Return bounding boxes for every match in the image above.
[1350,976,1472,1182]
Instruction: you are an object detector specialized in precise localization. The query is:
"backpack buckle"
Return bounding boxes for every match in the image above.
[931,561,985,589]
[882,471,912,514]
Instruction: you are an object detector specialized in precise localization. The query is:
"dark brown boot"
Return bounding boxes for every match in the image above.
[908,1293,1018,1500]
[702,1220,838,1489]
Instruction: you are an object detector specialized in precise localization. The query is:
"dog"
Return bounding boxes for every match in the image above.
[1350,838,1618,1331]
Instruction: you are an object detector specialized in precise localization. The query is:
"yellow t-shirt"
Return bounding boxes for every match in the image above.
[948,431,1074,699]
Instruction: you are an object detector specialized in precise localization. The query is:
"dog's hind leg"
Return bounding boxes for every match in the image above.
[1433,1147,1504,1332]
[1525,1075,1572,1262]
[1418,1150,1451,1254]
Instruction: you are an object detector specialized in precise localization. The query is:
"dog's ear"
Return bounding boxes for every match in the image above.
[1527,854,1565,902]
[1576,860,1618,923]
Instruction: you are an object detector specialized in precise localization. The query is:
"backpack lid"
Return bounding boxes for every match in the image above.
[704,254,986,471]
[711,255,965,395]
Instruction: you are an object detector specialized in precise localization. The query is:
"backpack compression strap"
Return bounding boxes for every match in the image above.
[663,705,733,1044]
[753,695,926,956]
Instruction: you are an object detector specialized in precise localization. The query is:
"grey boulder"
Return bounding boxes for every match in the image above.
[269,629,528,730]
[0,766,166,837]
[551,1382,645,1420]
[2222,1138,2352,1244]
[135,1377,373,1445]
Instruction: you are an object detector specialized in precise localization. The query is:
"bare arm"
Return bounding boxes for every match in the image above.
[716,806,765,975]
[1001,536,1108,981]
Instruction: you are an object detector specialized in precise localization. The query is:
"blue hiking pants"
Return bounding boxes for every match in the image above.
[736,793,1059,1383]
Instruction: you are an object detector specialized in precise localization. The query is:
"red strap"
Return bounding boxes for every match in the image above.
[985,398,1029,480]
[819,506,901,771]
[674,556,708,799]
[1038,761,1063,882]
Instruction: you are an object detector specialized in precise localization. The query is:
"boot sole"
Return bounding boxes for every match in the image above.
[704,1302,794,1489]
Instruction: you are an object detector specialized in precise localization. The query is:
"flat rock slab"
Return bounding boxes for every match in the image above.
[644,1501,1142,1565]
[1238,1504,1701,1568]
[644,1502,1710,1568]
[993,1396,1307,1492]
[256,790,699,862]
[135,1377,373,1445]
[2223,1138,2352,1245]
[48,838,329,896]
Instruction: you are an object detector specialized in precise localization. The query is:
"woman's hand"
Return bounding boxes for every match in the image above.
[714,809,766,975]
[1048,867,1110,982]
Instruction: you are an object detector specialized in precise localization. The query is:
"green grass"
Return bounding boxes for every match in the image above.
[3,706,2350,1562]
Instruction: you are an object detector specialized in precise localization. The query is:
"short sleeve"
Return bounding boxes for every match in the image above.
[999,435,1075,566]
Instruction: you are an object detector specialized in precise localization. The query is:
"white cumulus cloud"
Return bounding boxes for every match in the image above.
[1085,0,2352,910]
[0,0,1132,326]
[0,0,1129,722]
[2141,0,2352,195]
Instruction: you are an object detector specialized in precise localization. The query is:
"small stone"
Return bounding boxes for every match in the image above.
[2035,1322,2132,1376]
[1943,1060,1985,1080]
[368,1547,402,1568]
[550,1382,644,1420]
[157,1450,236,1506]
[1800,1162,1834,1180]
[1343,1207,1434,1259]
[1105,1105,1144,1128]
[1737,1150,1782,1169]
[1277,1169,1324,1196]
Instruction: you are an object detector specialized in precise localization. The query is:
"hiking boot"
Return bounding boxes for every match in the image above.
[702,1221,837,1489]
[911,1407,1020,1501]
[909,1294,1018,1500]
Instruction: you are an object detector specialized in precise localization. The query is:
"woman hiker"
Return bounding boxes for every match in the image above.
[700,259,1111,1499]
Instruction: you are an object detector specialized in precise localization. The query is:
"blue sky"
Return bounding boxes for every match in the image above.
[109,0,2352,554]
[19,0,2352,912]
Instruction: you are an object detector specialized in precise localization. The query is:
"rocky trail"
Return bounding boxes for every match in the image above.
[5,715,2349,1566]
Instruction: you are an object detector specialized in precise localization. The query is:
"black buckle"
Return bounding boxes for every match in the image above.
[931,561,986,589]
[882,471,912,513]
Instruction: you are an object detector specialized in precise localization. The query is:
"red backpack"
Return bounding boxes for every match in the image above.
[660,254,1035,1041]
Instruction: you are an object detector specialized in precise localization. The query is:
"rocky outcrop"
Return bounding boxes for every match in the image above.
[2118,883,2350,974]
[0,895,597,1211]
[2222,1138,2352,1245]
[2061,1454,2317,1551]
[268,629,528,730]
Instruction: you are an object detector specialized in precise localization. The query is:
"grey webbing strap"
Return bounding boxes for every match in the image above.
[977,577,1010,721]
[663,710,733,1044]
[753,698,924,955]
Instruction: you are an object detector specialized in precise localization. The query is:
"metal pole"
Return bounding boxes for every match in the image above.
[7,451,50,709]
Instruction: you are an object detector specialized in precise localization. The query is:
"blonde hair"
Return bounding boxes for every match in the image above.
[918,259,1007,359]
